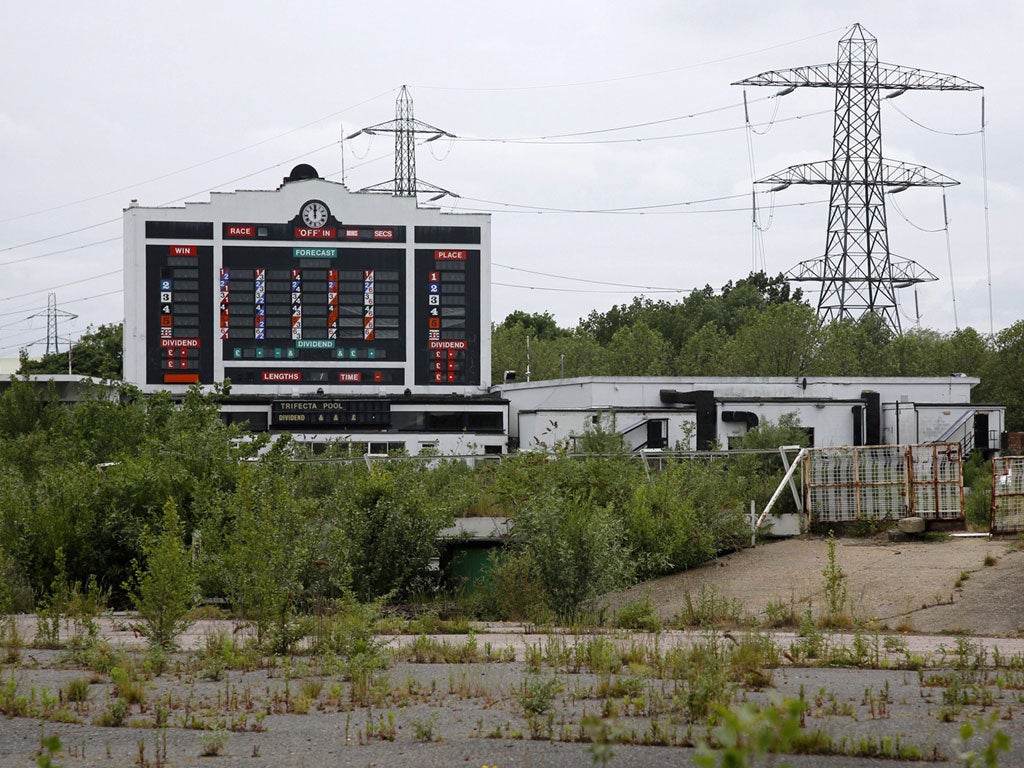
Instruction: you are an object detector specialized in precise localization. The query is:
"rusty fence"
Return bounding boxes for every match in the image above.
[805,443,964,524]
[991,456,1024,534]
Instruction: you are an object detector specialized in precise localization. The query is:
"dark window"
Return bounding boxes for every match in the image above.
[414,226,481,244]
[467,411,504,432]
[145,221,214,239]
[220,411,269,431]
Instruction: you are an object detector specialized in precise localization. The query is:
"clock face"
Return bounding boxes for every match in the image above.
[301,200,329,228]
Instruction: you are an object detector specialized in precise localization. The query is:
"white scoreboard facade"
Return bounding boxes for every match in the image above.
[124,168,505,454]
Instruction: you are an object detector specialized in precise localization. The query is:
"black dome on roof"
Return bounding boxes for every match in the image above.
[284,164,320,183]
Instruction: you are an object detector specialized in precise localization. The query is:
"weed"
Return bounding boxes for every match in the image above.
[820,531,850,628]
[614,595,662,632]
[93,698,128,728]
[955,571,971,589]
[111,666,146,706]
[411,714,439,742]
[581,715,632,765]
[728,633,778,689]
[35,733,63,768]
[951,712,1011,767]
[676,585,743,628]
[194,630,262,679]
[575,636,621,675]
[363,711,397,742]
[198,730,228,756]
[64,678,90,704]
[693,694,805,767]
[761,597,799,628]
[396,633,481,664]
[883,635,909,653]
[984,553,998,567]
[516,674,562,716]
[790,608,824,662]
[300,678,323,700]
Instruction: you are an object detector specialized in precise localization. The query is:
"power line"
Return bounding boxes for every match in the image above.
[460,191,751,213]
[412,26,847,92]
[0,239,120,268]
[0,270,123,303]
[886,100,982,137]
[447,198,828,215]
[455,96,772,142]
[0,289,124,320]
[0,89,397,225]
[493,281,691,294]
[0,141,343,258]
[456,109,831,145]
[493,263,683,290]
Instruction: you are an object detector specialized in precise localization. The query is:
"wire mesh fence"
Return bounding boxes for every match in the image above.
[991,456,1024,534]
[805,443,963,524]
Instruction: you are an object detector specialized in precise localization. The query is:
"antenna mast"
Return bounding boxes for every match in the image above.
[734,24,981,333]
[347,85,457,200]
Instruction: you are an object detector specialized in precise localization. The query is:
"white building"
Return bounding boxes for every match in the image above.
[494,375,1004,454]
[123,165,506,456]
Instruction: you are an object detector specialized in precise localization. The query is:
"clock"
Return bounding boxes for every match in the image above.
[300,200,330,228]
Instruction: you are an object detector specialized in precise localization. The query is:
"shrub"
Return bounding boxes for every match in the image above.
[614,596,662,632]
[513,492,632,621]
[472,550,552,623]
[329,461,462,601]
[126,500,197,649]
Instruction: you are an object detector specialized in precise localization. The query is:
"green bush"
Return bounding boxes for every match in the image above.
[513,492,632,621]
[126,500,197,649]
[614,595,662,632]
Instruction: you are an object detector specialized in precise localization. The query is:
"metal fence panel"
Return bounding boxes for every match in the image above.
[991,456,1024,534]
[908,443,964,521]
[806,446,907,523]
[805,442,963,523]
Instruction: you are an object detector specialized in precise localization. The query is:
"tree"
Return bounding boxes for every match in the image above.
[810,315,893,376]
[675,322,730,375]
[497,311,569,340]
[605,321,673,376]
[979,320,1024,430]
[19,323,123,380]
[722,303,819,376]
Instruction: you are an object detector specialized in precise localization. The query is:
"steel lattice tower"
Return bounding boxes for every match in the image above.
[734,24,981,332]
[348,85,455,199]
[26,293,77,355]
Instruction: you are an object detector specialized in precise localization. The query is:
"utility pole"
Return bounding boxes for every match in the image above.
[735,24,981,333]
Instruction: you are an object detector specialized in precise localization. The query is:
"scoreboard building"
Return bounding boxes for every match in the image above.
[124,165,506,456]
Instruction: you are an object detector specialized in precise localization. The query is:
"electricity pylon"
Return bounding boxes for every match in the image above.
[26,293,77,355]
[734,24,981,332]
[348,85,456,199]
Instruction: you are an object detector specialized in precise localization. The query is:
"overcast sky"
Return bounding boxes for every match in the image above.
[0,1,1019,356]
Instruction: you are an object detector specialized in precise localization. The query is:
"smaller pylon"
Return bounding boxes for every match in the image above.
[347,85,457,199]
[27,293,77,355]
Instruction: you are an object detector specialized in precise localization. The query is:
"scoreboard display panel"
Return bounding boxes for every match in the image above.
[124,179,490,395]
